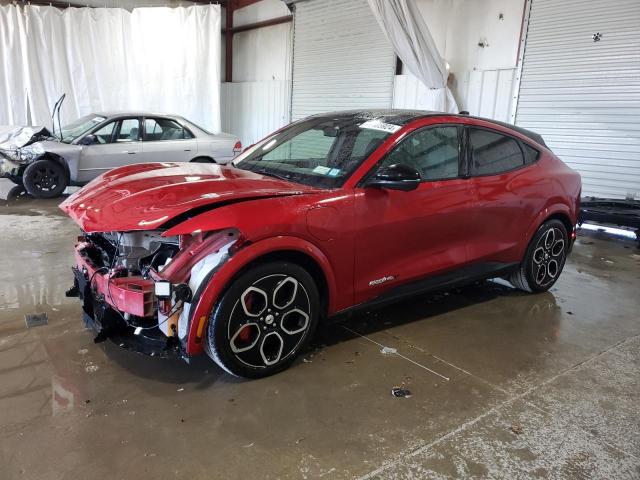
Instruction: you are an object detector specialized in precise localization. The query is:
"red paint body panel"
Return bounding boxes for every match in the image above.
[185,235,341,355]
[74,244,155,317]
[59,162,319,233]
[62,113,581,358]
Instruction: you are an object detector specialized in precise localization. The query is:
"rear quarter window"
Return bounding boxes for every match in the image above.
[522,143,540,164]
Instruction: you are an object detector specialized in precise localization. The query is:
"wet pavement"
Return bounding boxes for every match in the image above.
[1,178,639,479]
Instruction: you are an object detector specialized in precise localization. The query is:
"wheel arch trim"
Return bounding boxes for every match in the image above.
[520,204,574,259]
[185,235,336,356]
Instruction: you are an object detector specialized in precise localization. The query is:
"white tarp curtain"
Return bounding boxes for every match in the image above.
[0,6,29,125]
[0,4,222,132]
[367,0,458,113]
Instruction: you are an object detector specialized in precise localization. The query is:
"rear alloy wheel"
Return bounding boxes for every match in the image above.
[23,159,68,199]
[510,219,568,293]
[205,262,319,378]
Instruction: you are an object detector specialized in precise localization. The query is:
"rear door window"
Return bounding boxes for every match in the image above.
[469,128,524,175]
[144,118,193,141]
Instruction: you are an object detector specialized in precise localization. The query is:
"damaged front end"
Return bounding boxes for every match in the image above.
[0,126,52,178]
[67,228,239,360]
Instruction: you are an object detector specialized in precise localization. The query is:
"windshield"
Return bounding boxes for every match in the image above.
[60,114,106,143]
[233,115,399,188]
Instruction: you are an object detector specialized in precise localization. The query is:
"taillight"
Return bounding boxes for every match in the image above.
[233,140,242,154]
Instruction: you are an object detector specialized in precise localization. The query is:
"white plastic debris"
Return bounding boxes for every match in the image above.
[380,346,397,355]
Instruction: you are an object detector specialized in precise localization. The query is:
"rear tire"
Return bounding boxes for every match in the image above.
[510,219,568,293]
[205,262,319,378]
[23,159,68,199]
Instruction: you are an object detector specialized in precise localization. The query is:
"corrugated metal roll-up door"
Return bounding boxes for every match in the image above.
[290,0,396,121]
[515,0,640,199]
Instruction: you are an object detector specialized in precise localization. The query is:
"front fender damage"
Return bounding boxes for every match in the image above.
[167,232,239,342]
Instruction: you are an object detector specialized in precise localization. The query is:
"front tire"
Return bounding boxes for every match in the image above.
[510,219,568,293]
[23,159,68,198]
[205,262,320,378]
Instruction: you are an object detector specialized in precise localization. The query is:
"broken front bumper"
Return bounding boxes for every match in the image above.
[69,246,184,359]
[0,155,21,177]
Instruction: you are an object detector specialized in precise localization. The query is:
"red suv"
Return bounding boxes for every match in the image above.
[62,110,581,378]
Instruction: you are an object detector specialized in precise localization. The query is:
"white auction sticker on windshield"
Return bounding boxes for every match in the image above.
[359,119,401,134]
[313,165,331,175]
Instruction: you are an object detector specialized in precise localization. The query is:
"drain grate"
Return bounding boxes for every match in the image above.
[25,312,48,328]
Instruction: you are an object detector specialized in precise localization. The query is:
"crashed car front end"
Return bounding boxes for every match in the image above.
[68,228,239,360]
[0,127,49,178]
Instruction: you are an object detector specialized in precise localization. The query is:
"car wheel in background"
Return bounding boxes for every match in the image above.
[191,156,216,163]
[205,262,320,378]
[510,219,568,293]
[23,159,68,199]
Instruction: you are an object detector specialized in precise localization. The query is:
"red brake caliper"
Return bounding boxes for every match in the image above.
[239,325,251,342]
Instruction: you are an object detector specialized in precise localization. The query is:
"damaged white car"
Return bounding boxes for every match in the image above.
[0,112,241,198]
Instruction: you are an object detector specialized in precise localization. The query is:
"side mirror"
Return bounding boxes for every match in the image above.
[366,163,421,191]
[80,134,97,146]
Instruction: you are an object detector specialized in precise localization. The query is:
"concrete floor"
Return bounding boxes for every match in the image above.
[1,178,639,480]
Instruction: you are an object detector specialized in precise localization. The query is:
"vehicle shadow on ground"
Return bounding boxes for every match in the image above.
[315,280,558,349]
[102,280,556,386]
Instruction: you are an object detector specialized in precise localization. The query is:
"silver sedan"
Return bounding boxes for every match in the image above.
[0,112,241,198]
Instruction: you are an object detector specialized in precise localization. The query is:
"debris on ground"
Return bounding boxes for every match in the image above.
[85,363,99,373]
[510,423,524,435]
[177,387,184,392]
[242,442,254,448]
[381,346,397,355]
[303,357,313,363]
[24,312,48,328]
[391,387,412,398]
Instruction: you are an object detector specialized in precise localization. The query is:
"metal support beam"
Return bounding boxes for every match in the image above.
[17,0,228,9]
[222,14,292,34]
[225,5,234,82]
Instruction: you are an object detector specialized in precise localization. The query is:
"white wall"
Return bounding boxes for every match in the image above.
[228,0,291,83]
[220,0,292,142]
[221,80,289,147]
[414,0,523,110]
[233,23,291,82]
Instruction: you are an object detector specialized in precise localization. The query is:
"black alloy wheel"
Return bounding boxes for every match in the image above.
[510,219,568,293]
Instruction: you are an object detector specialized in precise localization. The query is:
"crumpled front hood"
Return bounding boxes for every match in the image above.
[60,162,318,233]
[0,126,53,150]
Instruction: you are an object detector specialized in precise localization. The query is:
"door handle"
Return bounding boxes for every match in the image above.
[184,149,191,152]
[126,151,136,154]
